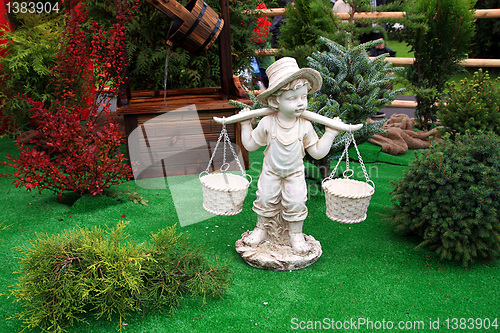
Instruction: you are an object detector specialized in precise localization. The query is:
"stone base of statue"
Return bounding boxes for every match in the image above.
[234,215,322,271]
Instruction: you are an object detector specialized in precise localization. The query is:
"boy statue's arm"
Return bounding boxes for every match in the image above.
[239,108,263,152]
[306,126,340,160]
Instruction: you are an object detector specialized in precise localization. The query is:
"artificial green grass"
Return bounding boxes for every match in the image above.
[1,137,499,333]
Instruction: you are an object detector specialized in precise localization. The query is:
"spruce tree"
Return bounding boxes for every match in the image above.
[306,36,404,179]
[387,132,500,266]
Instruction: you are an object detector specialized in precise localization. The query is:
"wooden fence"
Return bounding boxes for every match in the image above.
[251,8,500,108]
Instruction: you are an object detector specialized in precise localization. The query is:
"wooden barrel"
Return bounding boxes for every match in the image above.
[147,0,224,54]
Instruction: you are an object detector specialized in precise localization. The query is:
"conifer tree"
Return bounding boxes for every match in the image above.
[403,0,476,130]
[0,13,63,133]
[387,132,500,266]
[306,37,404,178]
[438,69,500,137]
[278,0,345,67]
[9,222,230,332]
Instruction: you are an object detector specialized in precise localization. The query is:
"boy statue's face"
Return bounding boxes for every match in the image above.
[274,84,308,120]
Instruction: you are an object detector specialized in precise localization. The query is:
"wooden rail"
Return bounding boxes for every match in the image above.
[382,57,500,67]
[255,49,500,67]
[249,8,500,110]
[248,8,500,19]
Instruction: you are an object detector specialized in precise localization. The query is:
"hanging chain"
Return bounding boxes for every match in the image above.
[203,121,226,174]
[201,118,247,176]
[326,131,373,187]
[329,132,353,179]
[351,132,371,184]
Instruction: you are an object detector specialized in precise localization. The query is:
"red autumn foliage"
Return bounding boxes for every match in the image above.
[88,0,138,101]
[6,98,131,197]
[51,1,95,120]
[2,1,138,197]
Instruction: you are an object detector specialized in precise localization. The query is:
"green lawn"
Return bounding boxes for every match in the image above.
[1,137,498,333]
[385,40,414,59]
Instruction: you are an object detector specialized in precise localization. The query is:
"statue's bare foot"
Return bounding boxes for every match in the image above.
[290,232,310,254]
[243,227,268,246]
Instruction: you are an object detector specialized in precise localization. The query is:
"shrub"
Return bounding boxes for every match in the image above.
[278,0,344,67]
[0,13,63,133]
[437,69,500,138]
[387,132,500,266]
[8,222,230,332]
[5,98,132,198]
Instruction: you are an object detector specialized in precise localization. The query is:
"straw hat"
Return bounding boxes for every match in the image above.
[256,57,322,105]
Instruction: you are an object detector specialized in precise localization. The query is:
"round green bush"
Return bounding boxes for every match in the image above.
[387,132,500,266]
[438,69,500,137]
[9,222,230,332]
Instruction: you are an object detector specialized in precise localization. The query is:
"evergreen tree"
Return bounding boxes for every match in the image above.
[9,222,230,332]
[0,13,63,133]
[387,132,500,266]
[438,69,500,137]
[277,0,345,67]
[306,36,404,178]
[403,0,476,130]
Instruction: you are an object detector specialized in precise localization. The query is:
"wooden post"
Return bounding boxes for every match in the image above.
[219,0,233,100]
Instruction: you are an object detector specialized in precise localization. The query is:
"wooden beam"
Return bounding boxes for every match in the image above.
[458,58,500,67]
[473,8,500,18]
[255,48,280,57]
[370,57,500,67]
[247,8,500,19]
[219,0,233,100]
[386,100,417,108]
[254,49,500,67]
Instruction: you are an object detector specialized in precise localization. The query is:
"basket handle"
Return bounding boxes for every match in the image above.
[200,117,251,182]
[244,173,253,185]
[324,131,353,182]
[323,130,374,189]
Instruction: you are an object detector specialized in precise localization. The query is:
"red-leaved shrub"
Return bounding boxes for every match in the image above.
[2,1,137,198]
[6,98,131,197]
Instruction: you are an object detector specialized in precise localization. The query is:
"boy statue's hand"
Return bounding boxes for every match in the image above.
[238,108,253,126]
[324,117,343,136]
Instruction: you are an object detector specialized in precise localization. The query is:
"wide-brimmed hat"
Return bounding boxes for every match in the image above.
[256,57,322,105]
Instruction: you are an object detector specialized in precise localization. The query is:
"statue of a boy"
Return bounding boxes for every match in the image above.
[235,57,351,269]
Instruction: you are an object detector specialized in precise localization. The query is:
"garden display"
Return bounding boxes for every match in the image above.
[1,0,499,332]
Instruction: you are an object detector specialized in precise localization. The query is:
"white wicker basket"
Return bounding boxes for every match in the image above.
[199,119,252,216]
[200,172,251,216]
[322,178,374,224]
[322,131,375,223]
